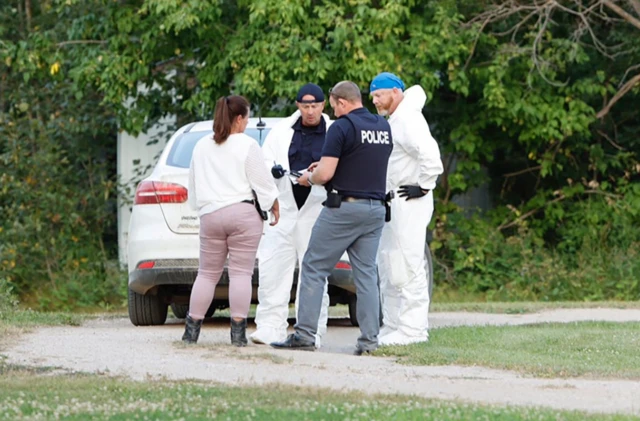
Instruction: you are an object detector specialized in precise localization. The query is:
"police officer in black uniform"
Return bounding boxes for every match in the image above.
[271,81,393,355]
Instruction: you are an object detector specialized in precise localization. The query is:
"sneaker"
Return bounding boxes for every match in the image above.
[270,333,316,351]
[379,330,428,346]
[250,328,285,345]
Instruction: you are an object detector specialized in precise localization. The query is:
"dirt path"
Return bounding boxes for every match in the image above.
[3,309,640,415]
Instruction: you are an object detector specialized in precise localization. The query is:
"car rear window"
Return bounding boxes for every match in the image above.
[166,128,272,168]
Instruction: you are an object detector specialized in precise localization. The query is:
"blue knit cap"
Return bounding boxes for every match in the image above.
[369,72,405,93]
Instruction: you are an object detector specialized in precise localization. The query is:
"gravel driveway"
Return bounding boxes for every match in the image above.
[3,308,640,415]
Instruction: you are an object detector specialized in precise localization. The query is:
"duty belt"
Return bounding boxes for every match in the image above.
[342,196,385,206]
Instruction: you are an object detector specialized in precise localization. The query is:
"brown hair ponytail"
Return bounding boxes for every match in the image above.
[213,95,250,144]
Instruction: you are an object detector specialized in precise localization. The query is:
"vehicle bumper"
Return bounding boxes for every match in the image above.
[128,260,257,295]
[328,268,355,293]
[129,259,354,295]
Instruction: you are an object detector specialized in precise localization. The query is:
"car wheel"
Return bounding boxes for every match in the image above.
[170,303,189,319]
[128,288,168,326]
[348,295,359,327]
[348,295,383,328]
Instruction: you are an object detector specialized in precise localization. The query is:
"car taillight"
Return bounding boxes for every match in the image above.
[134,181,188,205]
[335,262,351,270]
[137,261,155,269]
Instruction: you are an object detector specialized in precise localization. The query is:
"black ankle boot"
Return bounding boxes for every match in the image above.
[230,318,248,347]
[182,315,203,344]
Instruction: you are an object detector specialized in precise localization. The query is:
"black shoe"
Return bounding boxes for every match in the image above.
[354,347,375,356]
[182,315,203,344]
[270,333,315,351]
[230,318,248,347]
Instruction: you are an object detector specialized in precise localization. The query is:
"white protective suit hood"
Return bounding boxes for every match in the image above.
[394,85,427,115]
[386,85,443,191]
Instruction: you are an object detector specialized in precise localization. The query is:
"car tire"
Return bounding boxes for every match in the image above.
[128,288,168,326]
[348,295,383,327]
[348,295,359,327]
[170,303,189,319]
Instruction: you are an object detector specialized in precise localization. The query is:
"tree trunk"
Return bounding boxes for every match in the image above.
[25,0,32,31]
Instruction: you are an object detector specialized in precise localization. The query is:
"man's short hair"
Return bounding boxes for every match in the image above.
[329,81,362,103]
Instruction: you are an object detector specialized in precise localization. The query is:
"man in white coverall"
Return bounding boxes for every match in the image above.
[250,83,331,347]
[369,72,444,346]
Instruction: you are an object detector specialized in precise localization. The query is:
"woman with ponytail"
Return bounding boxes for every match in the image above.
[183,95,280,346]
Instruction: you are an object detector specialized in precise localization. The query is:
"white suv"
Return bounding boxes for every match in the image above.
[126,118,357,326]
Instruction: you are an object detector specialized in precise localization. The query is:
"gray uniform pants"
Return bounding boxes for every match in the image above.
[295,200,385,351]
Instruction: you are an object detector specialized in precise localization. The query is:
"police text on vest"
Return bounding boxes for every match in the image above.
[361,130,390,145]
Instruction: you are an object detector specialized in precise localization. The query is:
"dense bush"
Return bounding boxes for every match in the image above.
[0,1,125,309]
[0,77,127,309]
[433,183,640,301]
[0,277,18,315]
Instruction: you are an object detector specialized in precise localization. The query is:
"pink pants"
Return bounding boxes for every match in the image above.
[188,202,263,320]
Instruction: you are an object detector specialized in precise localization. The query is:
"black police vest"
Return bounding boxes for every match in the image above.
[329,111,392,200]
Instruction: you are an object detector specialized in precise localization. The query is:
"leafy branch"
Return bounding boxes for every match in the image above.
[463,0,640,117]
[57,40,107,47]
[498,189,623,231]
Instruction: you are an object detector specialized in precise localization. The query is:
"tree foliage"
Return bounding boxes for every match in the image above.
[1,0,123,308]
[1,0,639,307]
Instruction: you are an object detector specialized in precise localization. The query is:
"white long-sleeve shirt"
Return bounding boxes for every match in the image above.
[188,133,279,217]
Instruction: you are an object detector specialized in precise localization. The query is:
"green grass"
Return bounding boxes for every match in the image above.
[0,367,635,421]
[0,308,90,342]
[344,301,640,317]
[0,309,86,326]
[429,300,640,313]
[377,321,640,379]
[328,301,640,319]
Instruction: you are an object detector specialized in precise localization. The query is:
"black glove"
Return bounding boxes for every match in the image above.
[271,164,286,179]
[398,185,428,200]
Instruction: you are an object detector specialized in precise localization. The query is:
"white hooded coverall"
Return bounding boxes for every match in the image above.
[251,111,331,346]
[378,85,443,345]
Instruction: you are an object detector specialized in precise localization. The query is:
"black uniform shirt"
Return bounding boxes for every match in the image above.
[321,108,392,200]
